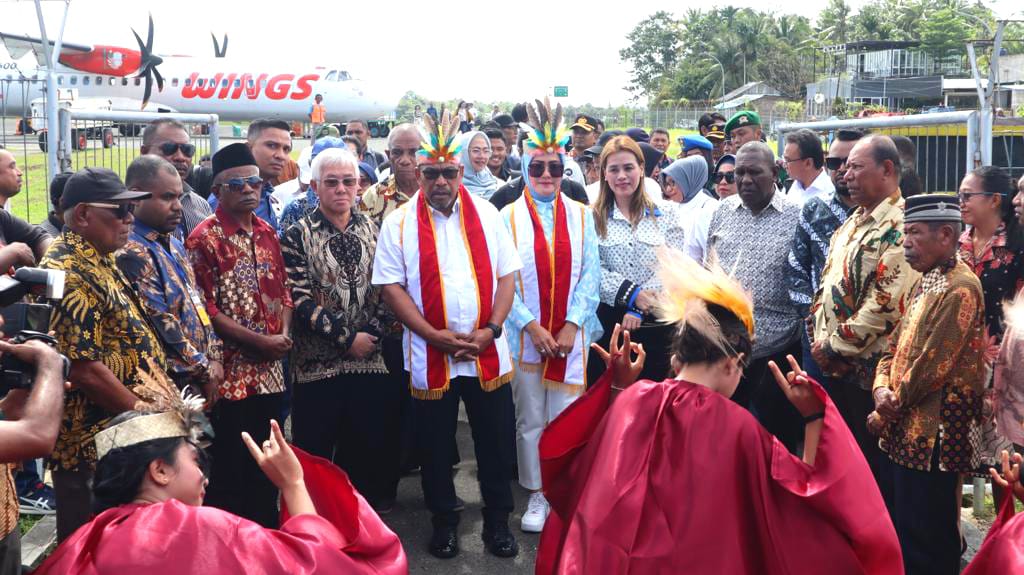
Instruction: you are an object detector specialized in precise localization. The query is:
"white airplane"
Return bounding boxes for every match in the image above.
[0,17,398,124]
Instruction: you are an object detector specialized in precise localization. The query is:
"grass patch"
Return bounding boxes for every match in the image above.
[18,513,42,536]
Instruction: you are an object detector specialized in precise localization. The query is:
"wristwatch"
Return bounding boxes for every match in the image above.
[486,322,503,339]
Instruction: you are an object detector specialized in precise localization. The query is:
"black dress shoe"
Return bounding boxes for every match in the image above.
[429,525,459,559]
[482,525,519,558]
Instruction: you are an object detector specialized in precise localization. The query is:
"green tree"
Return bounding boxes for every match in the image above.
[817,0,851,44]
[919,4,971,62]
[619,11,682,97]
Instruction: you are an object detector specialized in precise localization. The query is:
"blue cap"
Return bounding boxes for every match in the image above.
[311,136,347,160]
[358,162,378,185]
[682,135,713,152]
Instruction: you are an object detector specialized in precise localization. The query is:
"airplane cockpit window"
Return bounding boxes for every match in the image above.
[326,71,337,81]
[339,71,351,81]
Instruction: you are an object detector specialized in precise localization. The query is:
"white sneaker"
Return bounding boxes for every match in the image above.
[520,491,549,533]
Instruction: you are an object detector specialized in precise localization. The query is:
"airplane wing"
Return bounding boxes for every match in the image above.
[0,31,93,66]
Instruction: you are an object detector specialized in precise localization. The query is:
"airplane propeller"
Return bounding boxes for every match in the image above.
[212,33,228,58]
[131,14,163,109]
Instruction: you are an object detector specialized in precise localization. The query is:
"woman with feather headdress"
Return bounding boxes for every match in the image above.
[535,248,903,575]
[499,98,601,534]
[34,364,408,574]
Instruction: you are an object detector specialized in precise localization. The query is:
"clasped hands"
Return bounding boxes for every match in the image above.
[430,328,493,362]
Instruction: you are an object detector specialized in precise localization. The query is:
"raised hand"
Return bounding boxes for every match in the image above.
[590,323,646,391]
[989,450,1024,502]
[242,419,303,491]
[767,354,825,419]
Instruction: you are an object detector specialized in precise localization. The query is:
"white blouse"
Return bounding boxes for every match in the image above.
[596,200,686,306]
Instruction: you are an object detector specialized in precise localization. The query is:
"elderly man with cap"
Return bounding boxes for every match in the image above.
[372,109,522,559]
[116,155,223,402]
[569,114,599,159]
[278,136,348,235]
[186,143,293,528]
[869,193,985,575]
[37,167,163,541]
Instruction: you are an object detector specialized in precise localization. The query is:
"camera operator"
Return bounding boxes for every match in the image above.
[0,337,67,575]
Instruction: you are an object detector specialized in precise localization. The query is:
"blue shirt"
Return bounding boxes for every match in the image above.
[278,189,318,237]
[208,180,280,231]
[502,193,603,361]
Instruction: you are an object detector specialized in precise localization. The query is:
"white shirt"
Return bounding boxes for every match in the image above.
[372,193,523,379]
[678,192,720,264]
[786,169,835,207]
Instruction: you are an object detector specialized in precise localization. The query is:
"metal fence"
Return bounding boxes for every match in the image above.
[618,107,799,136]
[774,111,1022,194]
[1,78,50,222]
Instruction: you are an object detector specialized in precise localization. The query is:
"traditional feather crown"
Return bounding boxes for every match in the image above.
[94,358,211,460]
[519,98,571,156]
[418,107,463,164]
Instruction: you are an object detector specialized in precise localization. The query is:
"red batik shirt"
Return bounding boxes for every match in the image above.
[187,207,292,400]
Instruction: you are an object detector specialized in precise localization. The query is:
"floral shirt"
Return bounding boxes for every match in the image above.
[117,221,222,385]
[358,176,413,228]
[41,230,167,470]
[811,193,920,386]
[958,224,1024,339]
[707,192,803,359]
[186,207,292,401]
[874,260,986,472]
[277,189,318,237]
[280,209,387,383]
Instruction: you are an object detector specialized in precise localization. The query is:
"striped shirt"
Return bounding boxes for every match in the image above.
[176,181,213,242]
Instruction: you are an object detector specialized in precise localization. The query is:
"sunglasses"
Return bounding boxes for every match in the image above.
[825,157,848,171]
[527,161,565,178]
[421,166,460,181]
[84,201,137,219]
[713,172,735,184]
[157,142,196,158]
[958,192,996,203]
[218,176,263,194]
[321,177,358,188]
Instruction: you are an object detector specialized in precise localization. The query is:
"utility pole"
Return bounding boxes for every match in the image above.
[966,20,1007,167]
[33,0,71,185]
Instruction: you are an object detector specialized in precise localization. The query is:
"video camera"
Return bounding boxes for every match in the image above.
[0,267,70,395]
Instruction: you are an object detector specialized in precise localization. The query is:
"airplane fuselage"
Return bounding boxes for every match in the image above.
[0,55,395,122]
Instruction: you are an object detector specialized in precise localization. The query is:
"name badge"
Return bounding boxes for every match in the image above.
[188,286,211,326]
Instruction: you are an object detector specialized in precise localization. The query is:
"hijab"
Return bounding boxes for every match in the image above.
[662,156,709,203]
[459,131,499,199]
[638,143,665,178]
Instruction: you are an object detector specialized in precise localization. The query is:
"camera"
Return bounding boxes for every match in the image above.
[0,267,70,395]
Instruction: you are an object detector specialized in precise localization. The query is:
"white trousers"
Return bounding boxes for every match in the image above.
[510,367,579,490]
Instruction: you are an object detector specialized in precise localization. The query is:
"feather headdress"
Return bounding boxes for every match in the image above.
[519,97,570,156]
[94,357,212,460]
[417,106,463,164]
[652,247,755,356]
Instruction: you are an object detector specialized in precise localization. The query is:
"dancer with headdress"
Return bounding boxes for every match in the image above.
[34,362,407,574]
[500,98,601,533]
[535,248,903,574]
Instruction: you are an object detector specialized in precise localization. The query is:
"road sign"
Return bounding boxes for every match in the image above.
[553,86,568,98]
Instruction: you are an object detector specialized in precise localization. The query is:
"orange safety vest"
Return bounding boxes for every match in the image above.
[311,103,326,123]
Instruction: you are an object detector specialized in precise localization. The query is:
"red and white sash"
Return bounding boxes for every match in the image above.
[400,186,514,399]
[508,191,587,392]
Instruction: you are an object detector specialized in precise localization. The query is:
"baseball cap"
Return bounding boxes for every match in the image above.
[61,167,151,211]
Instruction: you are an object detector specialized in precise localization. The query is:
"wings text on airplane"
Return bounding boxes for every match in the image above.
[181,73,319,101]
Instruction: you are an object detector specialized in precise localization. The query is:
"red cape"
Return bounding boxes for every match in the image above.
[536,373,902,575]
[35,448,407,574]
[963,491,1024,573]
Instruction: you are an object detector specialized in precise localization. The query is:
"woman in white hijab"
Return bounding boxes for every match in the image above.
[459,130,504,199]
[662,155,719,264]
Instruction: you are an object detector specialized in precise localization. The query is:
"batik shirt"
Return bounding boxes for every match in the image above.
[278,189,318,237]
[787,191,853,318]
[958,224,1024,339]
[811,193,920,386]
[874,260,986,473]
[117,220,222,384]
[358,176,413,228]
[707,192,802,359]
[41,230,167,470]
[280,209,387,384]
[187,207,292,401]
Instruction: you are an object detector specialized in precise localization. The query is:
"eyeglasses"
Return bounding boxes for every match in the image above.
[527,161,565,178]
[157,142,196,158]
[321,177,358,188]
[782,156,807,165]
[218,176,263,194]
[713,172,736,184]
[420,166,460,181]
[958,192,995,203]
[84,201,137,219]
[825,157,848,171]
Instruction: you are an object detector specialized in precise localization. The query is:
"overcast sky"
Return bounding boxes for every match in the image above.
[2,0,1021,106]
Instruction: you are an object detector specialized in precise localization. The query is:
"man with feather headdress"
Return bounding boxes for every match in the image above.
[371,108,523,560]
